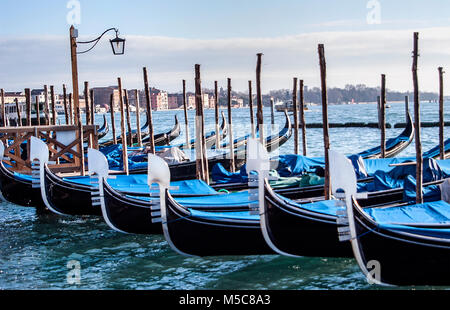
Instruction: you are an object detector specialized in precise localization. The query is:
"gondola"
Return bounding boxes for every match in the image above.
[30,138,220,216]
[356,111,414,159]
[0,155,45,209]
[142,115,181,147]
[330,150,450,286]
[423,138,450,159]
[174,112,228,149]
[128,110,292,181]
[99,115,151,147]
[97,114,109,140]
[142,153,274,256]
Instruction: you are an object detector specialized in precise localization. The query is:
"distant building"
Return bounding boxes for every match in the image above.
[208,95,216,109]
[151,89,169,110]
[168,95,179,109]
[187,94,196,109]
[91,86,120,110]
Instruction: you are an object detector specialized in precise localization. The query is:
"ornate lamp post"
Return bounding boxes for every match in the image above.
[69,26,125,124]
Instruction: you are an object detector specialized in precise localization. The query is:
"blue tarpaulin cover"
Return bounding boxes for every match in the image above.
[423,138,450,159]
[131,191,254,207]
[188,209,259,221]
[64,175,218,196]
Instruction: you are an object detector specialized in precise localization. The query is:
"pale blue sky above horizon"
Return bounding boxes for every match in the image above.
[1,0,450,93]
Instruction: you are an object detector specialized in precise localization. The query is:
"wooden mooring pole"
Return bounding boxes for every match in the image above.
[135,89,143,147]
[439,67,445,160]
[124,89,133,147]
[69,93,74,125]
[63,85,69,125]
[404,95,409,122]
[118,78,129,175]
[76,106,85,176]
[412,32,423,204]
[299,79,308,156]
[90,89,95,126]
[109,93,117,145]
[0,89,5,127]
[35,96,40,126]
[182,80,191,149]
[194,65,206,181]
[25,88,31,126]
[248,81,256,139]
[270,97,275,130]
[214,81,220,149]
[14,98,21,127]
[84,82,90,126]
[293,78,299,155]
[44,85,50,125]
[380,75,386,158]
[143,67,155,154]
[318,44,331,200]
[256,53,264,145]
[227,78,235,173]
[50,86,57,126]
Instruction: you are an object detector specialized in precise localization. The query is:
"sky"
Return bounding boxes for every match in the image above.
[1,0,450,94]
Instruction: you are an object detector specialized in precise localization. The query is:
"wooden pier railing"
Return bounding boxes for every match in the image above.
[0,124,98,173]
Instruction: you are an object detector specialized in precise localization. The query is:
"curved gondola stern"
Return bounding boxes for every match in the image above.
[88,148,128,234]
[148,154,194,257]
[30,137,64,216]
[0,141,8,202]
[329,149,388,286]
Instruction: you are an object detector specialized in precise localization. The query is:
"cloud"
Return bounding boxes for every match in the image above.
[1,27,449,93]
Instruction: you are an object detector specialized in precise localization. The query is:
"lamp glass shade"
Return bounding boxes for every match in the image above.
[110,36,125,55]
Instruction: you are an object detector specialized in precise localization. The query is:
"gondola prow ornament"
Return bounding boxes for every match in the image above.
[30,137,63,215]
[328,150,383,286]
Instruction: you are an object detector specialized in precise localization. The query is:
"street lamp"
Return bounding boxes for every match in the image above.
[69,26,126,125]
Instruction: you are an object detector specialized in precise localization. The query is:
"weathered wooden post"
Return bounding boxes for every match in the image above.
[380,75,386,158]
[14,98,21,127]
[43,85,50,125]
[227,78,235,173]
[182,80,191,149]
[377,96,381,129]
[90,89,95,126]
[25,88,31,126]
[109,93,117,145]
[270,97,275,130]
[293,78,299,155]
[0,89,5,127]
[50,86,57,126]
[299,79,308,156]
[135,89,143,147]
[84,82,91,126]
[412,32,423,204]
[194,65,206,181]
[68,93,74,125]
[35,96,40,126]
[256,53,264,145]
[118,78,129,175]
[248,81,256,139]
[214,81,220,148]
[439,67,445,160]
[63,84,69,124]
[76,106,85,176]
[124,89,133,146]
[404,95,409,122]
[318,44,331,200]
[143,67,155,154]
